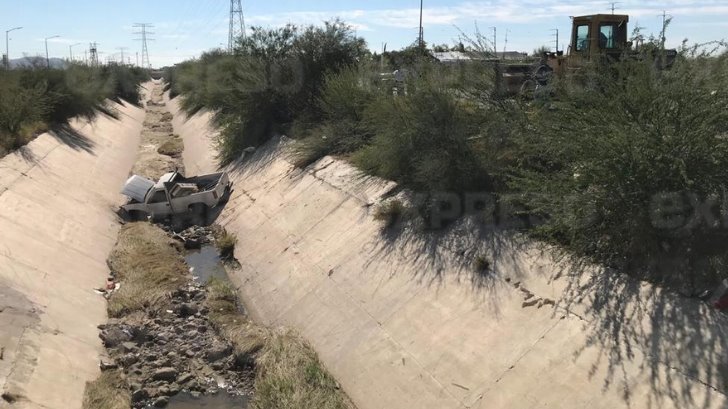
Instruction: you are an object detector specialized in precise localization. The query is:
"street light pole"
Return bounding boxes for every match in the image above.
[418,0,424,48]
[5,26,22,69]
[45,35,59,68]
[69,42,82,62]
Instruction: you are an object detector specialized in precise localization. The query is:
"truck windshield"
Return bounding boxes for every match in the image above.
[149,190,167,203]
[575,25,589,51]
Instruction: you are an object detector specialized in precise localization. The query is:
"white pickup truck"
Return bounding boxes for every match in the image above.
[120,171,231,221]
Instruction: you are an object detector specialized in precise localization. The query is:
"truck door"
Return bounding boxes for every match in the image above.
[146,188,172,218]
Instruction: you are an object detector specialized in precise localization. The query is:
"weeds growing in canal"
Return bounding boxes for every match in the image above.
[106,222,188,317]
[82,370,130,409]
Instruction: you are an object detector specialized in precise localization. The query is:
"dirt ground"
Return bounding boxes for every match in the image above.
[131,83,184,180]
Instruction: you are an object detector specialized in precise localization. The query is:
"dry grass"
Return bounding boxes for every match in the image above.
[82,370,130,409]
[205,279,353,409]
[253,331,353,409]
[156,138,184,157]
[107,222,188,317]
[215,229,238,259]
[206,279,270,360]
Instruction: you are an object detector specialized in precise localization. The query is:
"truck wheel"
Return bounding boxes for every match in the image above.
[128,210,148,222]
[519,80,537,99]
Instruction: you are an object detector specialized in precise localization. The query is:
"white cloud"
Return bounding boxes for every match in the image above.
[243,0,728,29]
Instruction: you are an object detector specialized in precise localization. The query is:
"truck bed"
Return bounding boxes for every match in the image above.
[170,172,225,192]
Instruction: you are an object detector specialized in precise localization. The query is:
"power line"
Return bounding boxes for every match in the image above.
[228,0,246,52]
[134,23,155,68]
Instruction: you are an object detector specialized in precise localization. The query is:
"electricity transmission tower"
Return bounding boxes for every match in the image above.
[134,23,154,68]
[228,0,246,52]
[117,47,128,65]
[89,42,99,66]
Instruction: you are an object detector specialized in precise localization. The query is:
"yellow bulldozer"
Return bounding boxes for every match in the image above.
[500,13,678,95]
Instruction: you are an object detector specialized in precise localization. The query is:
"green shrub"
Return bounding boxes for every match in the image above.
[0,63,148,156]
[173,21,368,164]
[0,74,48,149]
[292,66,379,167]
[354,75,491,193]
[511,51,728,286]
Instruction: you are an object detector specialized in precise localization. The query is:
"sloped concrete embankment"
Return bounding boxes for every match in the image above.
[0,100,145,408]
[167,95,728,409]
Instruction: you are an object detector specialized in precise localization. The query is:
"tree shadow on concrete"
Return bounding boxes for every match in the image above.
[362,206,728,407]
[360,214,534,316]
[553,254,728,409]
[48,123,95,154]
[15,145,39,164]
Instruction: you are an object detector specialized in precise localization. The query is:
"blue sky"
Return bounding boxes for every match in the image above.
[1,0,727,67]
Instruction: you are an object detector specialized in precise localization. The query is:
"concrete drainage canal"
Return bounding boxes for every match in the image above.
[89,83,253,409]
[84,82,352,409]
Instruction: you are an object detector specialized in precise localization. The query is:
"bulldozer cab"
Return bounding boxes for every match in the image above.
[569,14,629,62]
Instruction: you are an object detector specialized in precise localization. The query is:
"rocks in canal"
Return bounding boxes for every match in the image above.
[99,357,118,371]
[99,327,131,348]
[177,372,194,385]
[153,396,170,407]
[121,341,138,353]
[97,278,255,408]
[152,367,178,382]
[175,303,198,318]
[131,388,150,403]
[206,343,232,362]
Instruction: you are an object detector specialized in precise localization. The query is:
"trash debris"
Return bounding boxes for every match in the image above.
[94,277,121,299]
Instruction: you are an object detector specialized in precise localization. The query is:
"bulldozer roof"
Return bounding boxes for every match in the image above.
[573,13,629,23]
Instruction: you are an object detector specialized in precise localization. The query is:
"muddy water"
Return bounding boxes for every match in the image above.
[186,246,230,284]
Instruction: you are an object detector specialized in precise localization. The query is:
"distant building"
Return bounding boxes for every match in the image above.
[431,51,472,64]
[431,50,528,64]
[494,51,529,60]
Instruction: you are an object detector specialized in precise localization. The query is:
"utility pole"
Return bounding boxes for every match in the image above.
[228,0,246,52]
[489,26,496,57]
[610,2,620,14]
[45,35,60,68]
[503,28,510,55]
[418,0,424,48]
[69,42,82,61]
[136,51,139,67]
[5,27,22,69]
[117,47,128,65]
[550,28,559,52]
[134,23,154,68]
